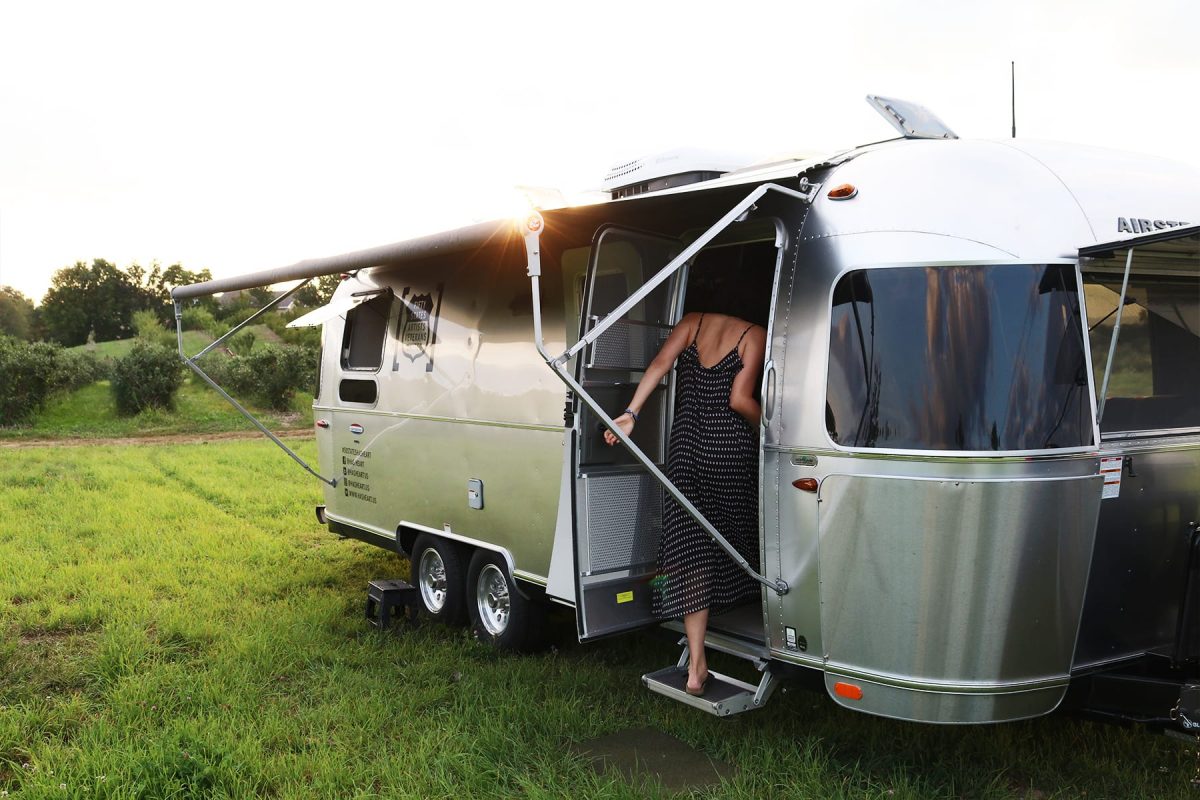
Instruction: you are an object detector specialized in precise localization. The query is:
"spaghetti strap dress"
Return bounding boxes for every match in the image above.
[652,316,761,619]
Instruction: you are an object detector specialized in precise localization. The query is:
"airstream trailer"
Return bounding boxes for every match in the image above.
[172,97,1200,727]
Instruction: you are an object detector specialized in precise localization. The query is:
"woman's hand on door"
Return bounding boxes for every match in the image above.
[603,413,635,446]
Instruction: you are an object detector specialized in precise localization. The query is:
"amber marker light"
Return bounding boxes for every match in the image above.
[834,682,864,700]
[792,478,819,493]
[827,183,858,200]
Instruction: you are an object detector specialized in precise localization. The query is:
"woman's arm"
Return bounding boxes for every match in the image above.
[729,326,766,426]
[602,313,699,446]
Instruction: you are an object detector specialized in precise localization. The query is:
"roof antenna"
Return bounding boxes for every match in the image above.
[1011,61,1017,138]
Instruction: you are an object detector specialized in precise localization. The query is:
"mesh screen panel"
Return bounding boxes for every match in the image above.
[584,473,663,574]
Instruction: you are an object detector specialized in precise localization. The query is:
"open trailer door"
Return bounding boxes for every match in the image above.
[570,226,683,639]
[522,181,818,642]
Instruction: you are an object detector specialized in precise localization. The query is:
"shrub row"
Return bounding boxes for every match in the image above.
[0,337,111,425]
[205,343,317,410]
[2,329,316,427]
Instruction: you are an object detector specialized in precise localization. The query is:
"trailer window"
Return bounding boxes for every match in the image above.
[826,264,1092,451]
[1085,274,1200,434]
[340,290,392,371]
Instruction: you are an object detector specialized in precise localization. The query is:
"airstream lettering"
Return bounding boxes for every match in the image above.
[172,97,1200,727]
[1118,217,1190,234]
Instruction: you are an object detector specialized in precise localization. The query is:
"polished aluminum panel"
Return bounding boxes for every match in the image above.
[761,450,822,664]
[816,471,1101,722]
[1075,436,1200,668]
[316,251,568,580]
[821,673,1066,725]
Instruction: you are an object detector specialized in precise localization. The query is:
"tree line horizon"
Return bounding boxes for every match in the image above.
[0,259,340,346]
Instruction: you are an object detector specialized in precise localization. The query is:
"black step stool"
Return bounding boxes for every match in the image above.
[366,579,418,629]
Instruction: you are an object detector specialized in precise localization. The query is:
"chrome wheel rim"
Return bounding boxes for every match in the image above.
[476,564,510,636]
[418,548,448,613]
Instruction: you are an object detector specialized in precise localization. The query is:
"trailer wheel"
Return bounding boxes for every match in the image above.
[467,550,544,651]
[410,534,466,626]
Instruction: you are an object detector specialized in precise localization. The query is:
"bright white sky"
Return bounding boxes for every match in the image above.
[2,0,1198,303]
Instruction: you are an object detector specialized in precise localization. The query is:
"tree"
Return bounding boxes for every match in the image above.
[147,263,216,320]
[248,286,275,308]
[0,287,35,340]
[39,259,154,346]
[293,274,342,308]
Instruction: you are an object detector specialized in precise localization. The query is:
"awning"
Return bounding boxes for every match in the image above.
[171,218,515,301]
[1080,224,1200,275]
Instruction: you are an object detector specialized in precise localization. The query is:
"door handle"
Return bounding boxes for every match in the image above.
[762,360,777,425]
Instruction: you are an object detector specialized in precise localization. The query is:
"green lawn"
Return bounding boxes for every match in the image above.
[0,440,1193,799]
[68,326,282,361]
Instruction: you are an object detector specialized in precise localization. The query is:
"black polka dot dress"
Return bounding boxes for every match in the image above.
[652,318,761,619]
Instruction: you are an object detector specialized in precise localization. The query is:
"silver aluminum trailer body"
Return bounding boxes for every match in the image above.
[174,135,1200,726]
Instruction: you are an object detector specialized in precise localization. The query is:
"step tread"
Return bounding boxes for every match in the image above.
[642,666,765,716]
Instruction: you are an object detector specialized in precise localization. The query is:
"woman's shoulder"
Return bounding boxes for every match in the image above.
[725,314,766,334]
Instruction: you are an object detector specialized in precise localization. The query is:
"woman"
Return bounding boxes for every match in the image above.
[604,310,765,696]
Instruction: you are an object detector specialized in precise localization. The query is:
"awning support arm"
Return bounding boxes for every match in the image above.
[172,282,338,488]
[1097,246,1136,425]
[555,182,815,368]
[524,181,816,597]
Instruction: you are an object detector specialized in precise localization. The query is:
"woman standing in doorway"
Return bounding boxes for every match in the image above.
[604,310,765,696]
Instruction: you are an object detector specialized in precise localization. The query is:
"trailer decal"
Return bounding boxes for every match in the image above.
[397,283,445,372]
[1100,456,1123,499]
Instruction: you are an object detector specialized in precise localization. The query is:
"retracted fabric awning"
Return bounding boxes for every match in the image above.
[1080,224,1200,274]
[171,218,515,301]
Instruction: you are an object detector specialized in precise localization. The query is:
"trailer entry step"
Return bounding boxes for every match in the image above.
[642,665,775,717]
[366,578,418,629]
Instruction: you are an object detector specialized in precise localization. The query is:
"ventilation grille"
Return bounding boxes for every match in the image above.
[584,473,663,574]
[604,158,645,183]
[588,319,671,371]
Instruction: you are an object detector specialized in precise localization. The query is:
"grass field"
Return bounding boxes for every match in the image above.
[67,326,282,361]
[0,439,1195,799]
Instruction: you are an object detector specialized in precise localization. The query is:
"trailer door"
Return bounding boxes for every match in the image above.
[573,226,683,639]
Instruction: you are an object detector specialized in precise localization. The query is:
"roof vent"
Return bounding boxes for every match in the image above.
[602,148,751,199]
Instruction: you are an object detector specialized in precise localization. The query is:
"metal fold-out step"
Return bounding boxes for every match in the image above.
[643,665,776,716]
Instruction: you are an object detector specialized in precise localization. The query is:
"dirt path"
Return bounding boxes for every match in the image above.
[0,429,315,449]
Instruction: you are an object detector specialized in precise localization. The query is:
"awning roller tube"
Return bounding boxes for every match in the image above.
[171,219,514,301]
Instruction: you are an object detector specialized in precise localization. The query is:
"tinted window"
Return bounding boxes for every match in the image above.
[826,265,1092,451]
[1086,274,1200,433]
[341,291,392,370]
[339,379,377,404]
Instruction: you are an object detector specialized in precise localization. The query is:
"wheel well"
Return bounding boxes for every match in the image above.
[396,526,419,557]
[397,525,473,567]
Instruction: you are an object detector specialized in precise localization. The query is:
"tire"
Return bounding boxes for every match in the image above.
[467,550,545,651]
[410,534,467,625]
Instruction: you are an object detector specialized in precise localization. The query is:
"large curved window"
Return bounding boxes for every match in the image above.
[826,264,1093,451]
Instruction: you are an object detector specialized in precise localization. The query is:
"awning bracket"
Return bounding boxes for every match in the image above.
[1096,247,1136,425]
[172,279,338,488]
